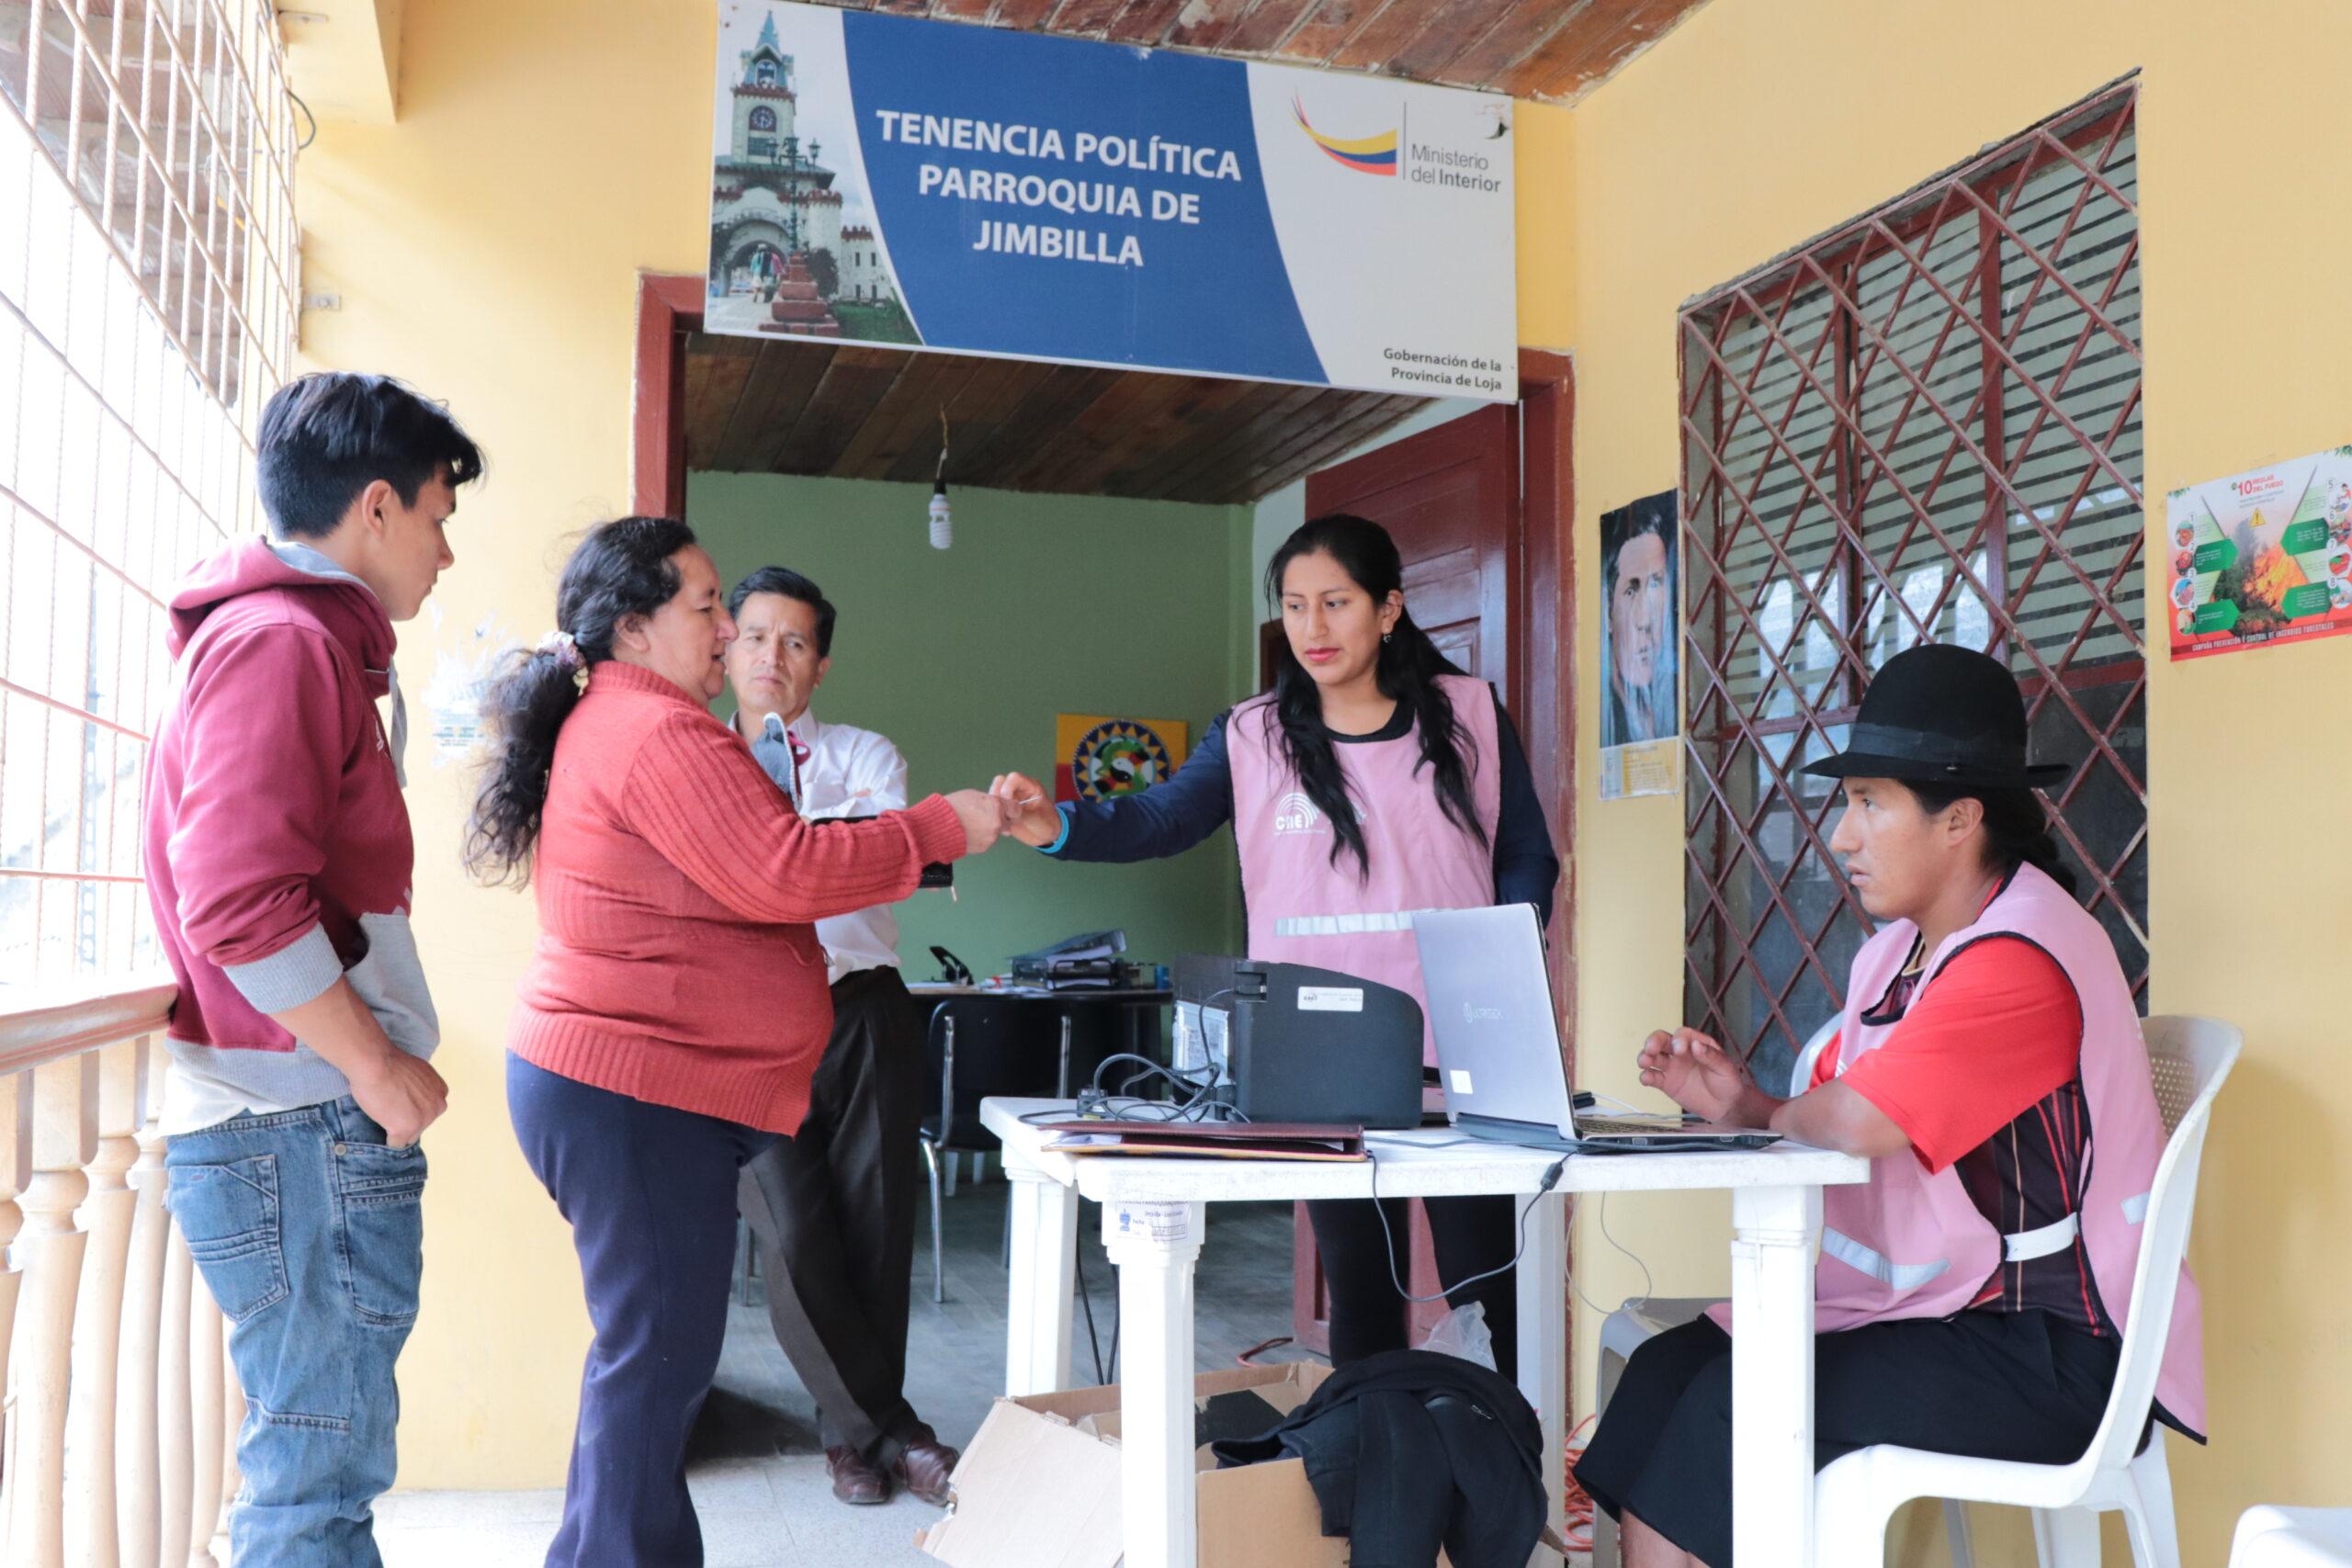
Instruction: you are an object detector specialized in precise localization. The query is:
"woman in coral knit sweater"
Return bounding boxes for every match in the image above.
[466,516,1009,1567]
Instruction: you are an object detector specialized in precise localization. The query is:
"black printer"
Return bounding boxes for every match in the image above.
[1170,955,1424,1130]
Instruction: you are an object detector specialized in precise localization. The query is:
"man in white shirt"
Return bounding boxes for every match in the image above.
[724,567,959,1508]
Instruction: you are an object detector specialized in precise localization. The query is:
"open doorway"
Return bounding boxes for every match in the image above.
[630,272,1575,1473]
[1257,382,1577,1358]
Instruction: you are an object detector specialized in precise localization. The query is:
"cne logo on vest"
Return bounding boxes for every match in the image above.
[1270,791,1325,835]
[1272,791,1374,835]
[1463,1002,1501,1023]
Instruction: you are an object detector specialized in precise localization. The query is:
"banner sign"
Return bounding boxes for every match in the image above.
[2165,446,2352,660]
[708,2,1518,400]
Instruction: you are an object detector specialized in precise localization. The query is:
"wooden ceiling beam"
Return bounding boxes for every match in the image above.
[950,364,1124,483]
[890,355,1059,484]
[1148,379,1331,501]
[1047,0,1135,38]
[1164,0,1279,51]
[1176,386,1369,502]
[684,348,1449,502]
[718,341,833,474]
[1521,0,1697,99]
[1001,367,1170,491]
[830,351,949,476]
[1102,375,1272,496]
[1327,0,1447,72]
[1238,393,1425,502]
[796,0,1712,102]
[682,334,759,471]
[991,0,1067,28]
[773,347,906,475]
[1272,0,1400,65]
[1221,0,1320,56]
[1103,0,1193,45]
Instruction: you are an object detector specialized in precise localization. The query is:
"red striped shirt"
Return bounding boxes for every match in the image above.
[509,660,966,1134]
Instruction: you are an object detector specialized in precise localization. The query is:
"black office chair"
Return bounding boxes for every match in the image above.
[917,997,1133,1303]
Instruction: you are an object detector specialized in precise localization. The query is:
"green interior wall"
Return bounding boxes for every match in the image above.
[687,469,1251,980]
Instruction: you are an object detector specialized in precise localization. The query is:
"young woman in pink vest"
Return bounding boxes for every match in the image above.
[993,513,1562,1378]
[1576,644,2203,1568]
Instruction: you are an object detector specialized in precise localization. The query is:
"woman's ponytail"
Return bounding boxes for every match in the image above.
[464,516,695,886]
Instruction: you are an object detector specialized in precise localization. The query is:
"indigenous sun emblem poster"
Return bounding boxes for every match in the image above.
[2165,447,2352,660]
[1055,715,1189,804]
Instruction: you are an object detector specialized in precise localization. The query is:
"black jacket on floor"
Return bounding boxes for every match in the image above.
[1209,1350,1546,1568]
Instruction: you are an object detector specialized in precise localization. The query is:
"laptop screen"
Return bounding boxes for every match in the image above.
[1410,905,1579,1142]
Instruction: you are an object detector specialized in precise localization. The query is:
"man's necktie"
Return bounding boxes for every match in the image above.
[755,713,800,807]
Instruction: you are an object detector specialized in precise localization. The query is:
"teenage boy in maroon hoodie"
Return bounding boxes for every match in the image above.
[145,373,481,1567]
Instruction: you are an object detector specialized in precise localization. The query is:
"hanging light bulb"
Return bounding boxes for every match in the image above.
[929,476,952,550]
[928,407,953,550]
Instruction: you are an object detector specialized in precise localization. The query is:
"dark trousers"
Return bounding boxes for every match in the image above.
[1575,1314,2121,1568]
[1305,1194,1521,1382]
[736,966,927,1459]
[508,1054,775,1568]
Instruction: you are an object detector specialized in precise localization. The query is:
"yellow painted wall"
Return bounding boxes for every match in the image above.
[1549,2,2352,1563]
[294,0,1590,1490]
[296,0,724,1486]
[296,3,2348,1547]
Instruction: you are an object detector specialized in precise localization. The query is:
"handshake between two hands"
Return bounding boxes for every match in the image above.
[940,770,1065,857]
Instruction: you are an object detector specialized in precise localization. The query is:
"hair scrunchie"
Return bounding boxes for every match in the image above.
[537,629,589,694]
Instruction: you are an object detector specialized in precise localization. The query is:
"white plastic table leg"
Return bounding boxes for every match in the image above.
[1515,1189,1569,1563]
[1001,1155,1078,1396]
[1731,1182,1823,1568]
[1102,1199,1206,1568]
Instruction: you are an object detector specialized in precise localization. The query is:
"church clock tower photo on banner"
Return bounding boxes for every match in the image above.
[707,1,1519,400]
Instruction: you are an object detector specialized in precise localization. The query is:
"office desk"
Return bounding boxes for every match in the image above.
[983,1097,1870,1568]
[906,985,1173,1091]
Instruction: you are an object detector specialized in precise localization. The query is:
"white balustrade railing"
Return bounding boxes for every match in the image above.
[2,980,238,1568]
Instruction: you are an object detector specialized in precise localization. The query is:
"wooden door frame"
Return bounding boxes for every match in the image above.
[636,293,1578,1049]
[1516,349,1575,1030]
[633,274,705,519]
[635,287,1580,1380]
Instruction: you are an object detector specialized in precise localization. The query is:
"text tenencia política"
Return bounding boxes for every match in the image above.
[875,112,1245,182]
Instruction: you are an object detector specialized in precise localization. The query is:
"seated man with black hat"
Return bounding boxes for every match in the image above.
[1575,644,2205,1568]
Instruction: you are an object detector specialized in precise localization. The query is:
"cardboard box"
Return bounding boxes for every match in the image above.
[918,1362,1351,1568]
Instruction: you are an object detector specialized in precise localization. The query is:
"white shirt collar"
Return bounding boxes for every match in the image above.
[738,705,820,749]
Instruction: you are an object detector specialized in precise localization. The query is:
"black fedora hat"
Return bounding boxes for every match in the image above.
[1802,644,2070,790]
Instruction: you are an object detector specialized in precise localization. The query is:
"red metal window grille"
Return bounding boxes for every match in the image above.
[1,0,300,994]
[1679,81,2146,1088]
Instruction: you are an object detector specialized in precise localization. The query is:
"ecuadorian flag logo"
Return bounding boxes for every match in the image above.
[1291,93,1398,176]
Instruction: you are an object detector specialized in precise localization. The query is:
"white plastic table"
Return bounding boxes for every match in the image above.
[982,1097,1871,1568]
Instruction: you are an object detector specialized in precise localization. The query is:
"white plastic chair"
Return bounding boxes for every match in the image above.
[1812,1014,2241,1568]
[2229,1506,2352,1568]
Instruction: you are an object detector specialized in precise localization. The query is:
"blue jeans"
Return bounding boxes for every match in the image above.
[164,1097,426,1568]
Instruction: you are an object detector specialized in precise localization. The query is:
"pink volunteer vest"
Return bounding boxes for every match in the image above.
[1227,675,1503,1065]
[1713,863,2204,1436]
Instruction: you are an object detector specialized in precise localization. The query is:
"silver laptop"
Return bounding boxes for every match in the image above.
[1411,905,1781,1153]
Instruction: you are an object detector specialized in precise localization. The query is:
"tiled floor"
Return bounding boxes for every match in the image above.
[379,1169,1317,1567]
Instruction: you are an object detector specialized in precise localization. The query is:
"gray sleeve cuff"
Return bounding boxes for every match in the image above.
[222,924,344,1014]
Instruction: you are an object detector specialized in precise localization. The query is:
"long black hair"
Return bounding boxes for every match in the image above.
[465,516,696,886]
[1262,513,1487,879]
[1905,780,2080,897]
